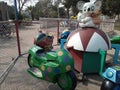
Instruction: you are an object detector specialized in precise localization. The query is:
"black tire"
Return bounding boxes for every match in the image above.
[100,79,114,90]
[28,54,34,68]
[57,71,77,90]
[113,85,120,90]
[69,71,77,90]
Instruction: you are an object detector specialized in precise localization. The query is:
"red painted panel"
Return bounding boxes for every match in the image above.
[67,47,83,72]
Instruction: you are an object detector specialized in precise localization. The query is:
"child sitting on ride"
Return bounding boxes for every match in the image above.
[77,0,102,28]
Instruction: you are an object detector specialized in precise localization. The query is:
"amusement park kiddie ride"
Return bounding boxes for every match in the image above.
[101,36,120,90]
[27,0,120,90]
[27,32,77,90]
[60,0,109,77]
[65,0,110,80]
[59,0,120,89]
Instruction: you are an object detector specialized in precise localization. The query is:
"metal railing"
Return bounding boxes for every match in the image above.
[0,21,15,38]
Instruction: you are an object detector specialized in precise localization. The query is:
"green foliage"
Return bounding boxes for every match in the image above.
[59,8,66,18]
[7,5,24,20]
[18,13,24,20]
[63,0,89,18]
[7,0,92,20]
[32,0,66,18]
[101,0,120,17]
[63,0,72,18]
[9,13,15,20]
[63,0,72,9]
[71,0,90,15]
[7,5,15,20]
[33,0,55,18]
[26,6,34,20]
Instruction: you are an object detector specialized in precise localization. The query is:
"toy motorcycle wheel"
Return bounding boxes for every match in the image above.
[100,79,114,90]
[113,85,120,90]
[57,71,77,90]
[28,54,34,67]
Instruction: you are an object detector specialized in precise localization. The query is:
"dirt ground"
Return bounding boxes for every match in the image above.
[0,23,120,90]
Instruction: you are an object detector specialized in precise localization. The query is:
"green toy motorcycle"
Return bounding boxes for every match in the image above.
[110,35,120,44]
[27,45,77,90]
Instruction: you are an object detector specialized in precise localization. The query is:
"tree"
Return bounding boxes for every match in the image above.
[17,0,30,14]
[8,0,35,20]
[9,0,30,14]
[71,0,90,16]
[7,5,15,20]
[33,0,62,18]
[37,0,53,17]
[101,0,120,18]
[26,6,34,20]
[63,0,90,18]
[71,0,79,16]
[63,0,73,18]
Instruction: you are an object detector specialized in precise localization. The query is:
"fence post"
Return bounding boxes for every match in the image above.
[57,20,60,44]
[14,0,21,55]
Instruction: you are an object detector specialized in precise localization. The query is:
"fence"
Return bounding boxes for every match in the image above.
[0,21,16,88]
[39,18,78,44]
[0,21,15,38]
[100,19,115,33]
[0,18,79,89]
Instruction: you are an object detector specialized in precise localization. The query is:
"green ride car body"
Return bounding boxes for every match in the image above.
[110,36,120,44]
[28,45,74,83]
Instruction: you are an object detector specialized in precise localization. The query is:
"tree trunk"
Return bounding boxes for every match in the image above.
[31,11,34,20]
[67,8,69,19]
[118,14,120,20]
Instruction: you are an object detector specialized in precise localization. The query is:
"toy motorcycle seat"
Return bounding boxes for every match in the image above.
[46,51,58,61]
[36,49,46,57]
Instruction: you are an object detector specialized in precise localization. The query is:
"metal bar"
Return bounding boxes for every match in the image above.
[57,20,60,44]
[39,18,67,21]
[14,0,21,55]
[0,56,20,85]
[15,21,21,55]
[14,0,18,20]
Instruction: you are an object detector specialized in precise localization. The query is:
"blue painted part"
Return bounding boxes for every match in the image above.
[61,31,70,38]
[60,39,66,49]
[103,67,116,83]
[14,0,18,20]
[103,66,120,84]
[59,30,70,49]
[116,71,120,83]
[111,44,120,64]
